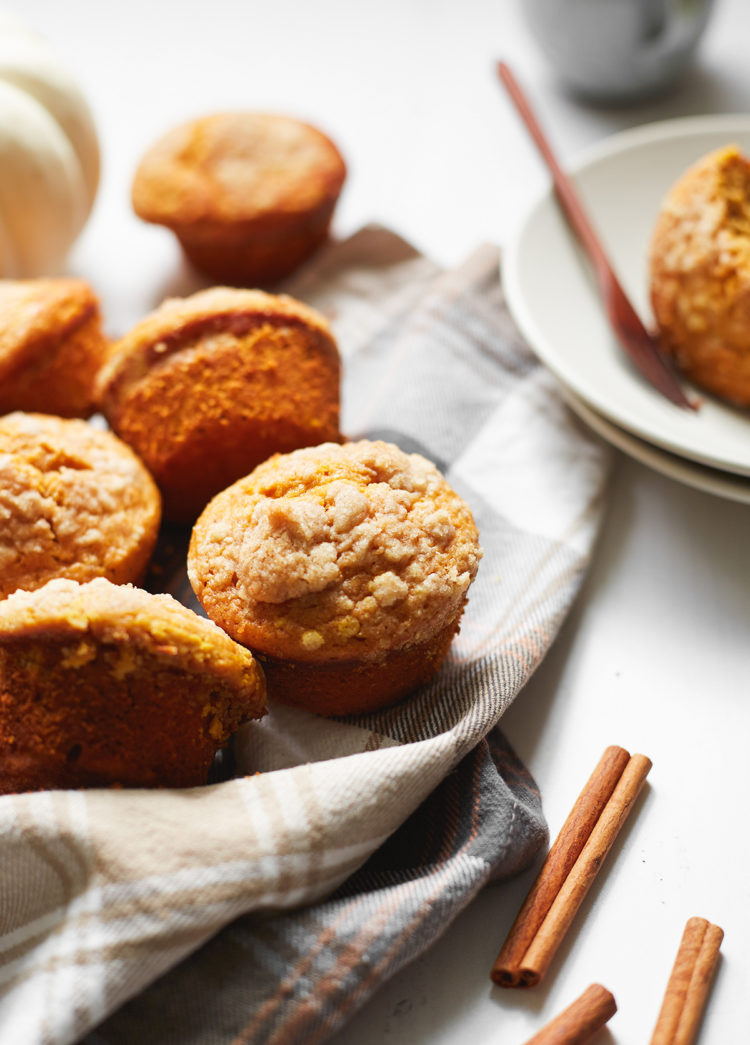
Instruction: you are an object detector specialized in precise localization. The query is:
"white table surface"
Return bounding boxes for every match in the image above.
[17,1,750,1041]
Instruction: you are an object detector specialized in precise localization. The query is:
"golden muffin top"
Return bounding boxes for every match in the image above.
[132,111,347,228]
[0,277,99,383]
[0,576,266,708]
[188,440,482,663]
[0,412,161,598]
[97,285,337,407]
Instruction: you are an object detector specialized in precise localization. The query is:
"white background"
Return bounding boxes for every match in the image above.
[15,0,750,1041]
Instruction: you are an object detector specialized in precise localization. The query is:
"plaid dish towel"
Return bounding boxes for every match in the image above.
[0,226,610,1045]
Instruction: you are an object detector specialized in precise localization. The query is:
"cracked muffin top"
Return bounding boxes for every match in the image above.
[0,277,108,418]
[96,286,341,522]
[97,286,337,409]
[0,279,97,380]
[0,577,266,700]
[0,412,161,598]
[188,440,482,663]
[132,112,346,228]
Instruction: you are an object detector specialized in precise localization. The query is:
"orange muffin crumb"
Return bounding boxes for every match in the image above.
[0,278,108,418]
[650,144,750,406]
[188,440,482,715]
[132,112,346,285]
[97,286,341,522]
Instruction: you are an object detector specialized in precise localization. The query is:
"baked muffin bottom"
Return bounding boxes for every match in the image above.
[0,637,257,794]
[254,614,463,717]
[173,197,338,285]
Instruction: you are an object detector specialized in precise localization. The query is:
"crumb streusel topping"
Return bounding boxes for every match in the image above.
[0,577,265,699]
[189,440,482,662]
[0,412,160,598]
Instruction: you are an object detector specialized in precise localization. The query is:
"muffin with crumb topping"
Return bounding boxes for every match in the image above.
[0,577,267,794]
[0,412,161,599]
[187,440,482,716]
[97,286,341,522]
[0,277,108,418]
[650,144,750,406]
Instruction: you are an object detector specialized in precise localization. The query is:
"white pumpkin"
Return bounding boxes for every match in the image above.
[0,9,99,277]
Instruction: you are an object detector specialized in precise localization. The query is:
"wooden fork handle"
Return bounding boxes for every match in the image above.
[497,60,697,409]
[497,60,619,300]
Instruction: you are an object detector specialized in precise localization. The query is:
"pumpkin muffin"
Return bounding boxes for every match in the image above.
[0,577,267,793]
[650,144,750,406]
[132,111,347,285]
[97,286,341,522]
[187,440,482,716]
[0,278,108,417]
[0,412,161,599]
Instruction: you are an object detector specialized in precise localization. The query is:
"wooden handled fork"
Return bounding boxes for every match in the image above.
[497,60,697,410]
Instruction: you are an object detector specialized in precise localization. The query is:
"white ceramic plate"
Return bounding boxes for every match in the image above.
[562,386,750,505]
[503,114,750,477]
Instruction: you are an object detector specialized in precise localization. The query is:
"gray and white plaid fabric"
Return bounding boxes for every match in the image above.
[0,226,610,1045]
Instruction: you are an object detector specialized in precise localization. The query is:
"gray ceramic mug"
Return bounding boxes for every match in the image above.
[521,0,717,101]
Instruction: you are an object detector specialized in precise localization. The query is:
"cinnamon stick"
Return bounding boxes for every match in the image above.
[649,917,723,1045]
[522,983,617,1044]
[491,745,629,987]
[491,747,651,988]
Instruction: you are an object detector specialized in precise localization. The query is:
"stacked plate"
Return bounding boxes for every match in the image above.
[503,114,750,504]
